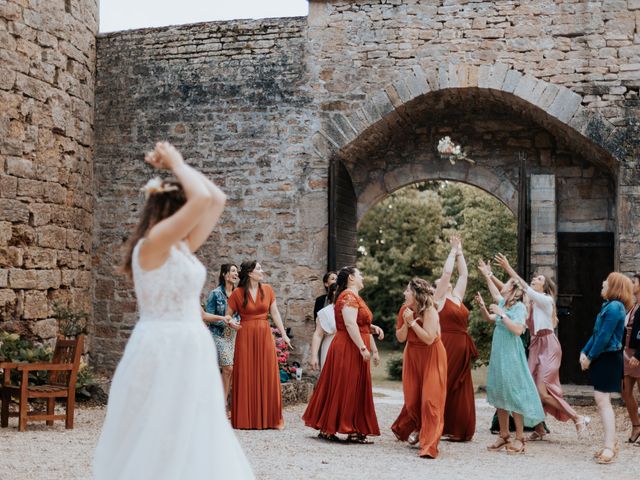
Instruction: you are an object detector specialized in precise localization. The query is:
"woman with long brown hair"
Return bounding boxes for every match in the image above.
[580,272,634,464]
[93,142,253,479]
[433,235,477,442]
[303,266,381,444]
[477,260,545,455]
[494,254,590,440]
[392,278,448,458]
[226,260,291,430]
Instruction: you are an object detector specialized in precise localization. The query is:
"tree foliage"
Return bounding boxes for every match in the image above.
[357,182,517,364]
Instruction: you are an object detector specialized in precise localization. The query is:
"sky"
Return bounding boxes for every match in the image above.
[99,0,309,33]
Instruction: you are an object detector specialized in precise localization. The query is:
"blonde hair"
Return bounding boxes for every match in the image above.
[408,278,435,316]
[604,272,634,311]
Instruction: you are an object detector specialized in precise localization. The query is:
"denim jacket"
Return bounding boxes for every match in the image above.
[205,285,238,337]
[582,300,626,360]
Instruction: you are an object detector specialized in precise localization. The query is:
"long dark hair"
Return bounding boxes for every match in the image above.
[218,263,237,288]
[334,266,357,302]
[323,271,336,292]
[122,179,186,278]
[539,275,559,328]
[238,260,264,308]
[326,283,338,305]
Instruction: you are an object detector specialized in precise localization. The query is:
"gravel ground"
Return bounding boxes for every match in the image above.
[0,388,638,480]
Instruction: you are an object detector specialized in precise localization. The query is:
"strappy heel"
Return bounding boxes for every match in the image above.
[628,424,640,443]
[487,434,511,451]
[506,437,526,454]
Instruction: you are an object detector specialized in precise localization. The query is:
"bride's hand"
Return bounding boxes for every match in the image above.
[145,141,184,171]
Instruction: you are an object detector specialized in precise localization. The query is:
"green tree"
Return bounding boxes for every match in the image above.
[356,181,517,364]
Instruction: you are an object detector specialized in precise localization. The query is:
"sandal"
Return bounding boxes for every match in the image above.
[527,430,546,441]
[487,435,511,451]
[593,441,619,459]
[318,432,341,443]
[595,447,617,464]
[407,431,419,445]
[628,424,640,443]
[347,433,374,444]
[506,438,526,455]
[575,415,591,438]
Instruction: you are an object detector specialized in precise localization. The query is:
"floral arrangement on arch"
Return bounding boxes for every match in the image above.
[437,136,475,165]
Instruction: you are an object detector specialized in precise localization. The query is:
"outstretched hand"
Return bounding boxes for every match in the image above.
[494,253,512,272]
[478,259,492,277]
[474,292,486,309]
[450,234,462,253]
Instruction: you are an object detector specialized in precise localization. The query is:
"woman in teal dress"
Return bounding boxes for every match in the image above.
[476,260,545,454]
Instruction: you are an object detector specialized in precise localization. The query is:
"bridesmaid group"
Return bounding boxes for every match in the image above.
[202,234,639,465]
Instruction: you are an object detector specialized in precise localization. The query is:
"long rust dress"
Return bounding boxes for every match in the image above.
[302,290,380,437]
[228,284,283,430]
[391,305,448,458]
[439,298,477,441]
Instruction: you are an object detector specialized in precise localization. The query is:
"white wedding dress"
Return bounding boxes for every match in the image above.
[93,241,254,479]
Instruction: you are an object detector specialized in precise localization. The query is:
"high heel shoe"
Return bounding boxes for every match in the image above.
[628,424,640,443]
[487,435,511,451]
[506,438,526,455]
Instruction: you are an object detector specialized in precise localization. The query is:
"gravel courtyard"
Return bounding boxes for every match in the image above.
[0,386,637,480]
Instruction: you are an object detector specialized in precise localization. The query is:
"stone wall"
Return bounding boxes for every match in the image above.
[93,18,323,372]
[0,0,97,345]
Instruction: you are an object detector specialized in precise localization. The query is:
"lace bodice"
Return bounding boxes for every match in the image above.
[132,240,206,323]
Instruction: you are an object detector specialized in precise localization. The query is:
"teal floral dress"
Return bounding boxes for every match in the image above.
[205,285,239,367]
[486,299,545,427]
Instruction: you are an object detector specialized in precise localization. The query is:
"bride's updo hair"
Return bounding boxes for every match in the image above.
[121,179,186,278]
[408,278,435,316]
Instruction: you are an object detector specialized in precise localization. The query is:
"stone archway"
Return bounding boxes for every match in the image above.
[317,62,622,384]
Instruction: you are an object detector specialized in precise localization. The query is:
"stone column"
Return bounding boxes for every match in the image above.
[618,160,640,275]
[530,174,557,281]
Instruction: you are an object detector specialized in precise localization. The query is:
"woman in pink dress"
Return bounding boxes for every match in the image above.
[621,273,640,444]
[495,254,590,440]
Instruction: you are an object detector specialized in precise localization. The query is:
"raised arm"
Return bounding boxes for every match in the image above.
[183,169,227,252]
[434,235,460,303]
[475,292,496,323]
[140,142,223,267]
[494,253,527,289]
[452,241,468,301]
[479,259,503,302]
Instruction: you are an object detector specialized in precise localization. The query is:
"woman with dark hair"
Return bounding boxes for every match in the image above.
[622,273,640,444]
[204,263,240,415]
[226,261,291,430]
[495,254,590,440]
[392,278,448,458]
[432,235,477,442]
[580,272,634,463]
[303,266,382,444]
[313,271,337,320]
[477,260,544,454]
[93,142,253,479]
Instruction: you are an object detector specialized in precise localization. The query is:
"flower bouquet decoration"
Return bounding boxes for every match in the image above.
[437,136,475,165]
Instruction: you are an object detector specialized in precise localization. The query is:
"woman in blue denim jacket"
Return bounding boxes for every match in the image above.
[205,264,240,414]
[580,272,634,464]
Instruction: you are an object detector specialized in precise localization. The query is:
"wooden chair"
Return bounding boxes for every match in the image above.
[0,335,84,431]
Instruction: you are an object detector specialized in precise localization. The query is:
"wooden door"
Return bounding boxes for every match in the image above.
[328,159,357,271]
[557,232,614,384]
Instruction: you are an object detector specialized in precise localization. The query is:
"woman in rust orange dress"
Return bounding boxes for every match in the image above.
[392,278,448,458]
[226,260,292,430]
[302,266,380,443]
[433,235,477,441]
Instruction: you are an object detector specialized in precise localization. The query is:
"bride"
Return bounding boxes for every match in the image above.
[93,142,254,479]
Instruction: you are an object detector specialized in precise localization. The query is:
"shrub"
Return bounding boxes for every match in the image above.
[386,354,403,380]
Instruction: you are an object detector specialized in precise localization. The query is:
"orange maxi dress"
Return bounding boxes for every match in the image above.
[302,290,380,437]
[440,298,477,441]
[391,305,448,458]
[228,284,283,430]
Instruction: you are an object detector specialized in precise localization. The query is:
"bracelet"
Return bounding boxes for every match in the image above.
[359,345,367,352]
[488,272,493,277]
[409,320,417,328]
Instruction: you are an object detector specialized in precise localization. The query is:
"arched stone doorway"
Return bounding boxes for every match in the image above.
[318,63,621,383]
